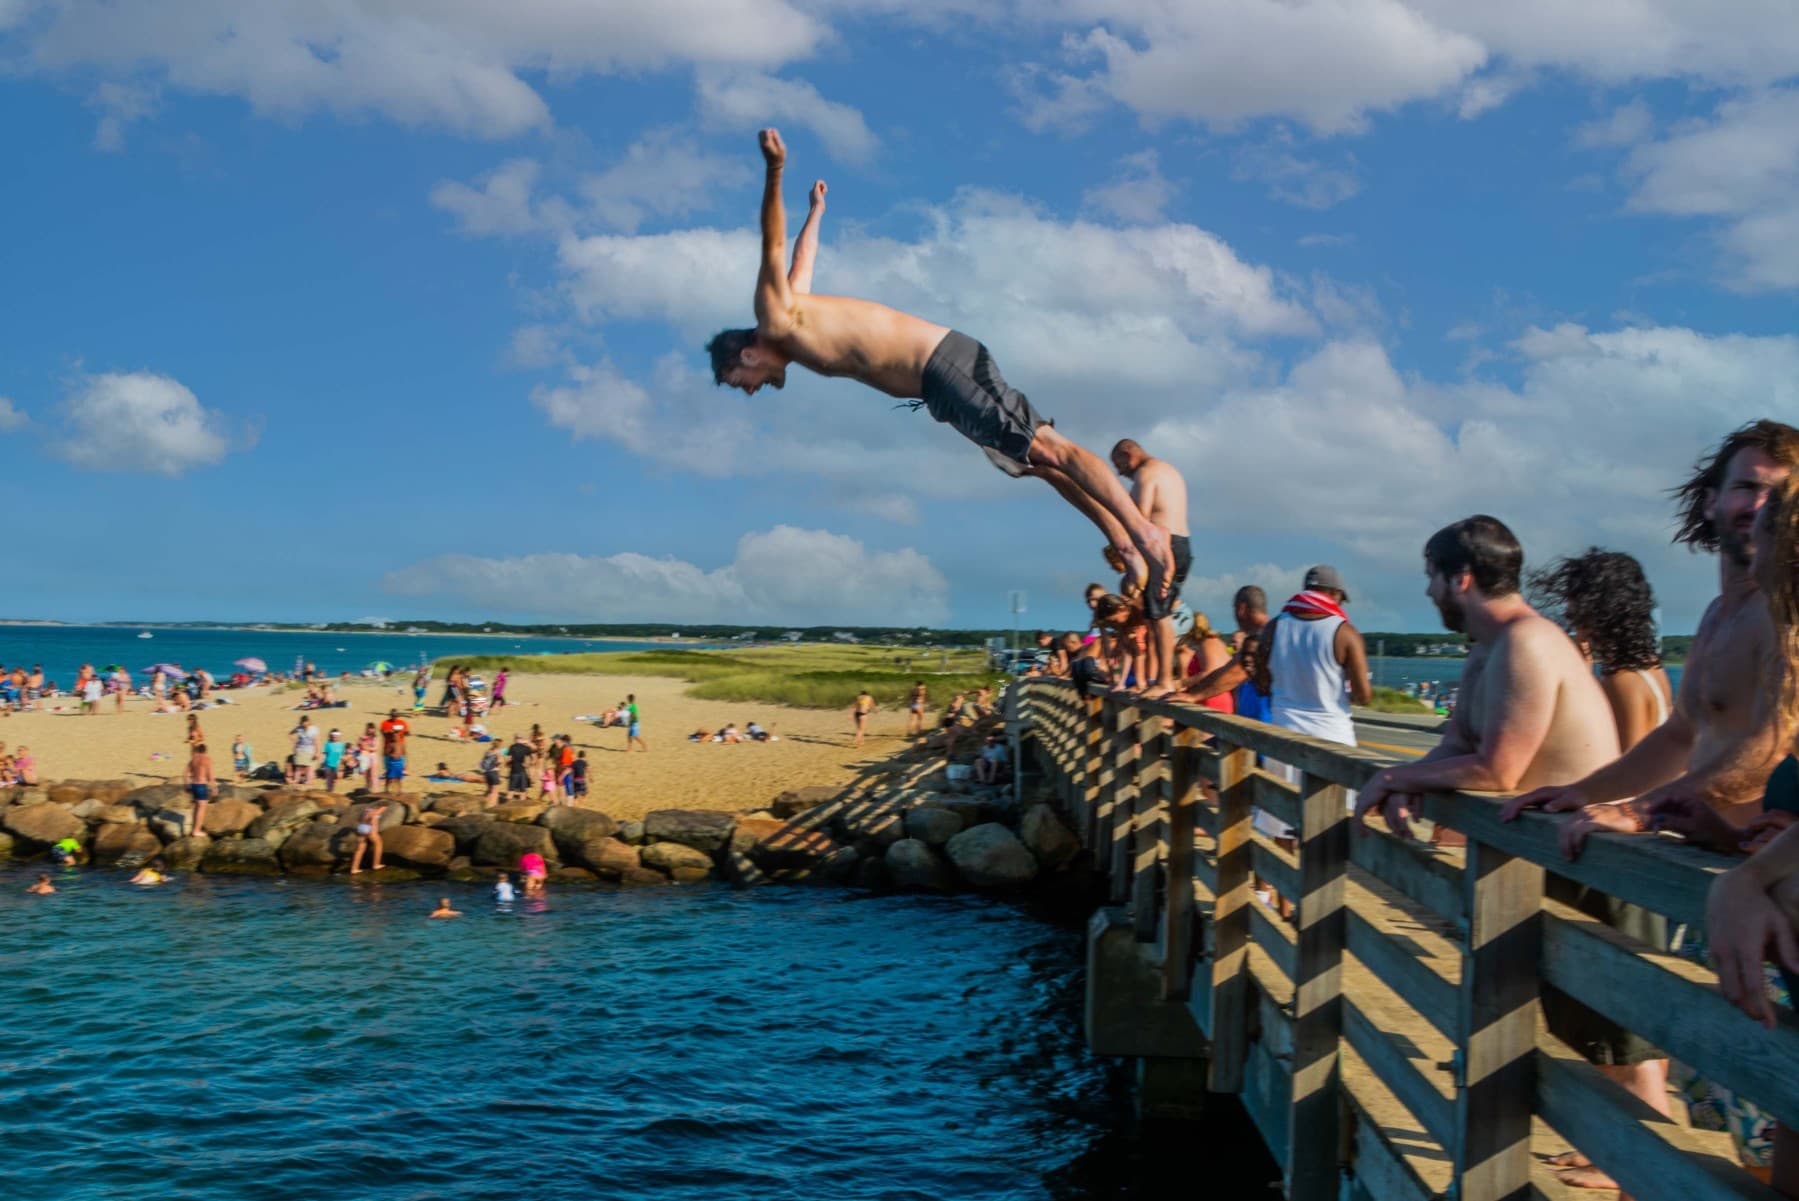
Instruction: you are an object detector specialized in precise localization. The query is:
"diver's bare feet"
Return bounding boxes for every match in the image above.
[1134,525,1173,602]
[1552,1165,1618,1191]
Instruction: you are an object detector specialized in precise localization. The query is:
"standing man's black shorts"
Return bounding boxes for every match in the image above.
[1143,535,1193,620]
[918,331,1043,476]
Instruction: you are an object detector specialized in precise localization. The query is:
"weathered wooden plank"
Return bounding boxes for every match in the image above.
[1193,799,1219,838]
[1130,711,1169,942]
[1338,1057,1444,1201]
[1249,898,1299,983]
[1453,839,1544,1201]
[1348,824,1466,923]
[1161,731,1204,1001]
[1241,1036,1293,1168]
[1286,770,1350,1201]
[1207,745,1256,1092]
[1250,831,1301,903]
[1194,745,1223,786]
[1106,700,1141,901]
[1250,767,1301,832]
[1079,695,1107,848]
[1131,695,1393,789]
[1344,873,1460,1039]
[1414,790,1725,928]
[1341,995,1455,1148]
[1541,900,1799,1131]
[1535,1035,1786,1201]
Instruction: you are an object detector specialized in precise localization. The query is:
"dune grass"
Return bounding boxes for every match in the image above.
[1367,686,1436,714]
[437,645,999,710]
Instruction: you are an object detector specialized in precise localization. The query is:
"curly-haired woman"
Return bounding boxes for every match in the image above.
[1529,548,1673,752]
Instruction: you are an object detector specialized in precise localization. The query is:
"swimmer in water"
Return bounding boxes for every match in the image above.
[429,898,461,919]
[493,871,517,904]
[129,863,168,886]
[25,873,54,894]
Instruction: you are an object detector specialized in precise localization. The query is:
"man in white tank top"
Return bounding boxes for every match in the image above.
[1251,565,1373,839]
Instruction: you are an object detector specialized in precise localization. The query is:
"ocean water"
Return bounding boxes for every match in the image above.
[0,871,1269,1201]
[0,626,666,685]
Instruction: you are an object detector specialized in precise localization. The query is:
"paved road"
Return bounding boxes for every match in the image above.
[1351,714,1443,761]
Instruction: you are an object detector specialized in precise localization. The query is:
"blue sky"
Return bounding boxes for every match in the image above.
[2,2,1797,634]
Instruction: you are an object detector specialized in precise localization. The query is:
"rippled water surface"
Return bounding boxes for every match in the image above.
[0,872,1257,1200]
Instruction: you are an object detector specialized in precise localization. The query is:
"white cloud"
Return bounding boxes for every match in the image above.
[1233,140,1362,209]
[86,79,156,151]
[1573,99,1653,149]
[54,371,234,475]
[1613,88,1799,290]
[9,0,826,138]
[383,525,950,625]
[430,158,549,237]
[579,130,753,232]
[1081,149,1175,223]
[696,71,878,163]
[0,398,27,431]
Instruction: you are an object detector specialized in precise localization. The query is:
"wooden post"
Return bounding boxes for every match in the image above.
[1081,694,1108,852]
[1108,700,1142,903]
[1131,711,1169,941]
[1452,838,1544,1201]
[1161,726,1204,1000]
[1208,743,1256,1091]
[1286,771,1348,1201]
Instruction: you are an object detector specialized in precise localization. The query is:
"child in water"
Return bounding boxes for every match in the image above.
[25,873,54,895]
[429,897,461,919]
[493,871,516,904]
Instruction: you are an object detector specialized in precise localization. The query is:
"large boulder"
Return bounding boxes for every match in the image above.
[572,838,642,879]
[944,823,1039,888]
[770,785,840,819]
[3,802,85,850]
[46,783,91,807]
[640,840,714,882]
[201,799,263,839]
[618,820,645,845]
[125,783,189,813]
[729,816,789,855]
[247,797,323,842]
[1019,805,1080,870]
[279,821,350,871]
[200,838,282,875]
[90,803,141,826]
[92,822,162,867]
[618,866,671,887]
[886,839,956,892]
[839,803,905,848]
[471,821,557,868]
[538,806,619,848]
[903,806,965,847]
[148,810,197,844]
[0,831,13,858]
[162,835,210,871]
[427,795,488,819]
[434,813,494,854]
[644,809,736,854]
[379,825,456,871]
[489,801,547,824]
[919,794,1004,828]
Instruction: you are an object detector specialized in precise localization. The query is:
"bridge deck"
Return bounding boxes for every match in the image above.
[1016,680,1792,1201]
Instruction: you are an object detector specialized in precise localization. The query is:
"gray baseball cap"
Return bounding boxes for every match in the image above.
[1303,564,1350,602]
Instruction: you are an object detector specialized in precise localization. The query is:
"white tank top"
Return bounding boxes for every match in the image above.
[1267,614,1356,743]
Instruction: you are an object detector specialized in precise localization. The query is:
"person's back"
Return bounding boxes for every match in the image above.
[1266,614,1353,736]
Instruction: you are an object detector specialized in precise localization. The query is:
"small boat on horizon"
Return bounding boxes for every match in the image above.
[137,632,153,639]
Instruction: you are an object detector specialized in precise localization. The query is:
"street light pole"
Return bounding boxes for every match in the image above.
[1009,590,1026,658]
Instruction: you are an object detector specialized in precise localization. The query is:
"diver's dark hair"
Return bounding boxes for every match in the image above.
[1672,419,1799,553]
[1527,548,1661,672]
[706,329,757,384]
[1424,515,1523,598]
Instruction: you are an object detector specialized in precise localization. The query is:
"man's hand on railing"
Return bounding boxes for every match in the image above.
[1353,768,1419,840]
[1740,810,1799,854]
[1645,793,1746,853]
[1556,802,1646,859]
[1499,782,1592,822]
[1708,863,1799,1029]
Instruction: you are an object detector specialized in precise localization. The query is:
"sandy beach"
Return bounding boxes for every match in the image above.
[5,673,919,820]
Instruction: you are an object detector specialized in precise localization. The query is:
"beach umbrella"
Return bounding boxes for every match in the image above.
[141,663,187,678]
[234,657,268,673]
[366,661,394,672]
[101,664,125,673]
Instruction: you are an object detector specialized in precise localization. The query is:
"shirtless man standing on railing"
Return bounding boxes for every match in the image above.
[1351,515,1660,1198]
[706,128,1172,601]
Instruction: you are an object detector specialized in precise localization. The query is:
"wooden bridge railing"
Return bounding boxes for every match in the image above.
[1017,679,1799,1201]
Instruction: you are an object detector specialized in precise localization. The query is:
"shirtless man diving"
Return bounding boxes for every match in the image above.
[1112,438,1191,696]
[1505,420,1799,851]
[1352,516,1665,1198]
[707,128,1173,597]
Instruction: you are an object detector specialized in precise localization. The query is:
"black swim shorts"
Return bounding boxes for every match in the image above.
[1143,534,1193,620]
[918,331,1043,477]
